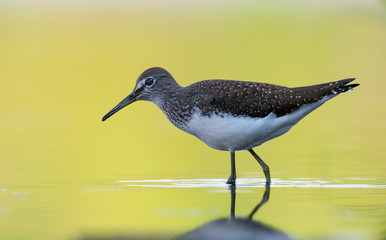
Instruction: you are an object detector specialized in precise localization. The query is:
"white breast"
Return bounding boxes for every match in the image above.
[180,95,335,151]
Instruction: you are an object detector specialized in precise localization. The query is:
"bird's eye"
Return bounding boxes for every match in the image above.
[145,77,154,86]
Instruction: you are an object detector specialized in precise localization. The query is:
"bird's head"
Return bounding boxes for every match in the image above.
[102,67,176,121]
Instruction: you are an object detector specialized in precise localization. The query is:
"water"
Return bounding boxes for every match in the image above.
[115,178,385,189]
[1,0,385,239]
[1,176,384,239]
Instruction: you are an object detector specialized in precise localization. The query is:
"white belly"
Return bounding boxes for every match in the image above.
[180,95,334,151]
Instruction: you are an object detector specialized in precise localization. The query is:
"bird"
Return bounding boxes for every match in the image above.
[102,67,359,185]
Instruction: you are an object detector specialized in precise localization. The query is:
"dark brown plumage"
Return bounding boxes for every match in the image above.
[187,78,358,118]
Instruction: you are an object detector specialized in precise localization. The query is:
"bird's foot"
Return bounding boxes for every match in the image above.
[226,174,236,184]
[264,173,271,185]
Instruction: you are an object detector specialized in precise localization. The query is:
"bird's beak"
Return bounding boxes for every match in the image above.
[102,92,138,121]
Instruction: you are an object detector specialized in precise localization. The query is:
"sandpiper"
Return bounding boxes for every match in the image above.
[102,67,359,184]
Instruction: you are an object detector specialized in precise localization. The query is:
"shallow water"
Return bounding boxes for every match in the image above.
[116,178,386,189]
[1,0,386,239]
[2,175,385,239]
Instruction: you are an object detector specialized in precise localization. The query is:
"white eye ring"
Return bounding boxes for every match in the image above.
[145,77,154,86]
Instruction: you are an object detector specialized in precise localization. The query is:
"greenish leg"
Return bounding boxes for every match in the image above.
[226,151,236,184]
[248,149,271,185]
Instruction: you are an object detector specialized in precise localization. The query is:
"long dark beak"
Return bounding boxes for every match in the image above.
[102,92,138,121]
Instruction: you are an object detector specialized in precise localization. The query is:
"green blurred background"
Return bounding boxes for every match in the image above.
[0,0,385,239]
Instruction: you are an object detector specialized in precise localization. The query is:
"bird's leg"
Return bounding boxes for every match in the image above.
[226,151,236,184]
[248,149,271,185]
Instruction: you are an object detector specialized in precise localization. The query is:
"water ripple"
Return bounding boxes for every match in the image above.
[115,178,386,189]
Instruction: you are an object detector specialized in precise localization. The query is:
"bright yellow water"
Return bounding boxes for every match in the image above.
[0,1,385,239]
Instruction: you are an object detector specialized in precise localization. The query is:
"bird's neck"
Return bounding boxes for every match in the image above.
[155,86,192,129]
[156,85,186,112]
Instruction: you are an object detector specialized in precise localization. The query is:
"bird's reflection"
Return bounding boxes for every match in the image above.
[80,183,292,240]
[175,184,291,240]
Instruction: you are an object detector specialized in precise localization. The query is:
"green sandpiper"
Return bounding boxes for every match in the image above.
[102,67,359,184]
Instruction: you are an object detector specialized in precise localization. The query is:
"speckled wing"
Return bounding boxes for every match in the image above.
[188,78,358,118]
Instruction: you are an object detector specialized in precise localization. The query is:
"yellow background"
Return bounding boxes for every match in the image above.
[0,1,385,239]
